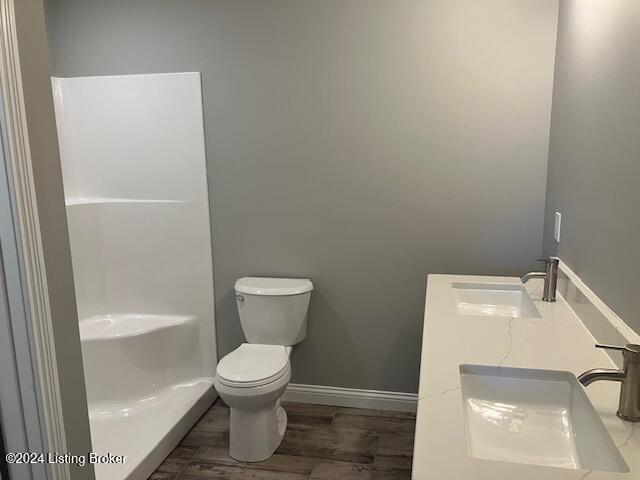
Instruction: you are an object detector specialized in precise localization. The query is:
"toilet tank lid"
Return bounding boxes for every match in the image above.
[235,277,313,296]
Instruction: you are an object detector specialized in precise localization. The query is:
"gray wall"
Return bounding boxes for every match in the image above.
[543,0,640,334]
[44,0,558,393]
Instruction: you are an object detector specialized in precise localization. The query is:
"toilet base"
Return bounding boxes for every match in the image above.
[229,401,288,462]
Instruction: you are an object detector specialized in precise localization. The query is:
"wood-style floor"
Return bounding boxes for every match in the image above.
[149,399,416,479]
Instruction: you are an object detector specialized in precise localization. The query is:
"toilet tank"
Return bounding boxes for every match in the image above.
[234,277,313,345]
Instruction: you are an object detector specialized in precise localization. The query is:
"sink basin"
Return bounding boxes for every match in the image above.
[452,282,542,318]
[459,365,629,473]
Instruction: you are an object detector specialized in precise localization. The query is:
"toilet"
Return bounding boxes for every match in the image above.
[213,276,313,462]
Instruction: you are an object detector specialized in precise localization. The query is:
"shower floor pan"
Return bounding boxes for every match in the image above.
[80,313,216,480]
[89,379,214,480]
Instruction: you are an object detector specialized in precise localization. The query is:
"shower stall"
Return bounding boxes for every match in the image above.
[51,72,217,480]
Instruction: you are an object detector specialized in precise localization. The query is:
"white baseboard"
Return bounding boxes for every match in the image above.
[282,383,418,413]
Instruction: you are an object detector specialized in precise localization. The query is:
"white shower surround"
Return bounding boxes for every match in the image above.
[52,73,217,480]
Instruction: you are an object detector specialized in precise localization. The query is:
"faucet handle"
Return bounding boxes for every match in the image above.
[537,256,560,264]
[596,344,640,360]
[596,344,627,352]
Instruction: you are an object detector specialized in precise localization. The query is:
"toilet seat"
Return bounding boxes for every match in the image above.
[216,343,290,388]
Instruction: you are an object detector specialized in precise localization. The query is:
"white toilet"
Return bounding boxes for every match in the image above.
[213,276,313,462]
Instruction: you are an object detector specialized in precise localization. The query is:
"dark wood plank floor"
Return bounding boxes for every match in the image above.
[149,399,416,479]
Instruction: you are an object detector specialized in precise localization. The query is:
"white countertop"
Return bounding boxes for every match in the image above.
[412,274,639,480]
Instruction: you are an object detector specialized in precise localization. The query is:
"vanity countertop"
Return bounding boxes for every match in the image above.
[412,274,640,480]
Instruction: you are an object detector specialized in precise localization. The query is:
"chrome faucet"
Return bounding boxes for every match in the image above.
[520,256,559,302]
[579,344,640,422]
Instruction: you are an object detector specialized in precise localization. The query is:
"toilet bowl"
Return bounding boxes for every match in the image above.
[214,277,312,462]
[214,344,292,461]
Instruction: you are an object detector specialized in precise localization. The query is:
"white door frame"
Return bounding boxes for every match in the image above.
[0,1,71,479]
[0,124,51,480]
